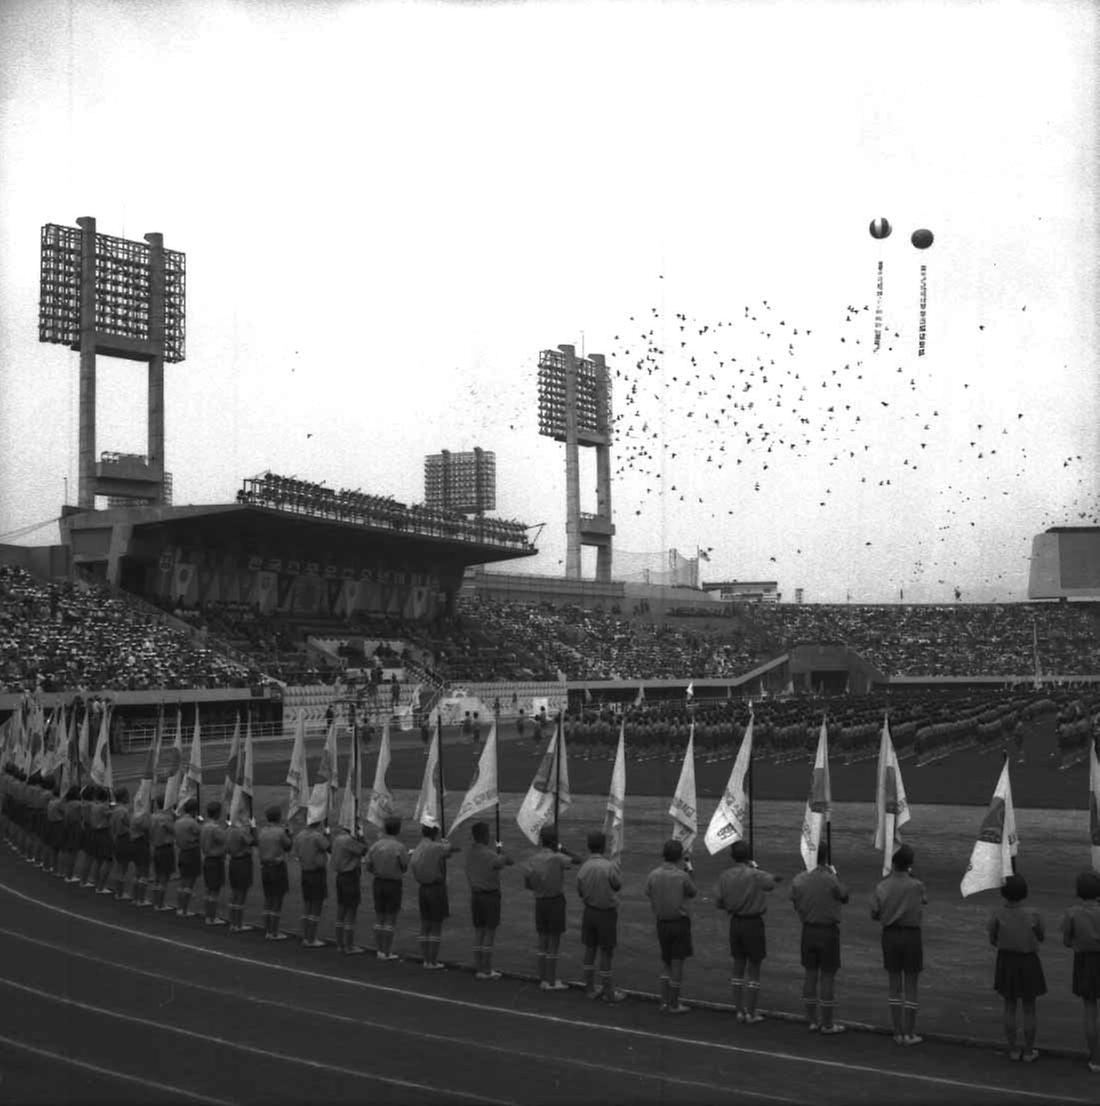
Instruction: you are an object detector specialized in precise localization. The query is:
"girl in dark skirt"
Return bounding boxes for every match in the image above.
[988,874,1046,1062]
[1061,870,1100,1073]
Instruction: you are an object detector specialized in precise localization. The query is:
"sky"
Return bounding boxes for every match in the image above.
[0,0,1097,604]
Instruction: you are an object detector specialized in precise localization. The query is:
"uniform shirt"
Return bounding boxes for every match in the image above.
[129,810,151,841]
[644,861,697,920]
[109,805,130,839]
[466,843,509,892]
[331,831,368,874]
[226,825,256,858]
[1062,901,1100,952]
[367,835,409,880]
[577,855,622,910]
[64,797,85,829]
[200,821,227,859]
[258,824,292,863]
[790,866,849,926]
[47,796,65,824]
[88,800,111,831]
[293,827,330,872]
[411,839,455,885]
[524,848,573,899]
[714,862,777,918]
[174,814,200,851]
[870,870,927,927]
[988,902,1044,953]
[150,810,175,848]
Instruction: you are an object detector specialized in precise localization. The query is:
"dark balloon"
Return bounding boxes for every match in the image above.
[869,218,892,240]
[911,228,934,249]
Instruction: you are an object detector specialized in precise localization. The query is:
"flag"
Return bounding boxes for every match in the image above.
[705,712,754,854]
[873,713,911,876]
[177,706,203,812]
[229,714,254,827]
[961,759,1017,896]
[286,710,310,824]
[686,681,694,702]
[307,720,339,825]
[133,708,163,819]
[603,718,626,861]
[89,706,113,791]
[451,721,500,835]
[1091,737,1100,872]
[162,707,185,811]
[669,721,698,852]
[799,716,831,870]
[516,718,571,844]
[221,714,242,812]
[584,686,592,704]
[77,706,91,772]
[337,723,362,832]
[365,719,395,830]
[634,686,646,707]
[413,727,444,830]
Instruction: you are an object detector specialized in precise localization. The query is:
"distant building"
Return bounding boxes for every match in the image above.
[701,580,780,604]
[1029,527,1100,599]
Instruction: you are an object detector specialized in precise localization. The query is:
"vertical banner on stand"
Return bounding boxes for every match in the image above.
[911,227,933,357]
[869,218,891,351]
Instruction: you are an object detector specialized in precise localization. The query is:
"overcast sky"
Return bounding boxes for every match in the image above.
[0,0,1096,603]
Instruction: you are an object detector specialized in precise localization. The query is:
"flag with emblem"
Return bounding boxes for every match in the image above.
[307,720,338,825]
[705,710,754,855]
[413,726,445,830]
[176,706,203,812]
[604,717,626,861]
[799,716,831,870]
[286,710,310,825]
[133,707,163,820]
[873,713,911,875]
[669,721,698,853]
[961,758,1017,897]
[366,719,395,830]
[221,714,242,812]
[229,713,254,827]
[451,721,499,835]
[162,707,185,812]
[516,717,571,844]
[89,706,113,791]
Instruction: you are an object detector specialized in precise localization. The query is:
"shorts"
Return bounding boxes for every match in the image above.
[881,926,923,975]
[581,905,618,952]
[418,882,450,924]
[228,855,253,892]
[130,837,151,874]
[800,923,841,974]
[535,894,567,936]
[1073,951,1100,1000]
[373,877,403,916]
[301,867,327,905]
[994,950,1047,1001]
[261,860,289,900]
[336,870,361,910]
[729,915,767,963]
[153,843,176,880]
[80,827,94,855]
[93,827,113,862]
[48,820,65,851]
[177,846,201,881]
[202,855,225,893]
[64,822,81,852]
[113,834,133,866]
[657,916,693,965]
[470,889,502,930]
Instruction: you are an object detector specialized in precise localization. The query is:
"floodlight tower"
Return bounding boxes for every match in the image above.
[537,344,614,581]
[38,216,186,508]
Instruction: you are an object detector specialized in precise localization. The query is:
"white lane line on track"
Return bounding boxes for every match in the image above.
[0,878,1090,1105]
[0,926,798,1106]
[0,1031,237,1106]
[0,976,515,1106]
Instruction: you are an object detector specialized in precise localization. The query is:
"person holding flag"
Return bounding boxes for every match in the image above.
[800,717,832,872]
[173,797,202,917]
[465,820,514,981]
[669,721,698,869]
[200,800,229,926]
[791,843,850,1034]
[108,786,132,899]
[411,824,460,969]
[293,812,331,948]
[331,818,368,954]
[258,804,293,941]
[128,783,153,908]
[1060,870,1100,1073]
[225,811,257,934]
[987,875,1046,1062]
[88,785,113,895]
[644,838,697,1015]
[873,713,910,878]
[523,825,579,992]
[367,816,410,961]
[577,829,626,1004]
[149,794,176,911]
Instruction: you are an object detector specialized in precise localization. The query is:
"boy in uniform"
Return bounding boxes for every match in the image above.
[577,830,626,1003]
[108,787,132,899]
[226,812,257,933]
[200,800,228,926]
[465,820,514,980]
[644,838,697,1014]
[366,815,409,961]
[714,840,780,1023]
[257,805,293,940]
[524,826,579,991]
[791,842,850,1034]
[45,781,65,877]
[331,820,368,954]
[174,797,202,917]
[128,791,153,908]
[61,785,82,882]
[150,795,177,911]
[411,824,460,969]
[293,816,330,947]
[90,786,114,894]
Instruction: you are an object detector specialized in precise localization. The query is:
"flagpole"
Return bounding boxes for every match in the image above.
[747,721,755,860]
[352,706,360,836]
[1004,748,1016,875]
[494,705,501,848]
[824,712,832,866]
[437,709,446,837]
[553,711,562,835]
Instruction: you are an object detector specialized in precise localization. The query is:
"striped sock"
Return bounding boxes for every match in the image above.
[669,983,682,1009]
[660,976,671,1007]
[731,976,745,1012]
[888,998,903,1035]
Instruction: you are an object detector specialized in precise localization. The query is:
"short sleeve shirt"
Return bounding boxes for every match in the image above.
[714,863,776,918]
[367,836,409,880]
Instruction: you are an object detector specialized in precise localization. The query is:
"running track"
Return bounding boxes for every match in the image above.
[0,851,1096,1106]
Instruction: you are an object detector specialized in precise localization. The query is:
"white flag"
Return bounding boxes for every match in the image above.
[89,706,113,791]
[873,714,911,876]
[366,719,395,830]
[307,721,339,825]
[162,707,185,812]
[286,710,310,824]
[961,759,1017,897]
[799,717,831,871]
[222,714,242,813]
[413,728,444,830]
[337,723,361,833]
[686,681,694,702]
[516,718,571,844]
[669,722,698,852]
[451,722,499,834]
[229,714,254,827]
[604,718,626,861]
[1090,738,1100,872]
[133,710,163,820]
[705,713,754,855]
[176,705,203,812]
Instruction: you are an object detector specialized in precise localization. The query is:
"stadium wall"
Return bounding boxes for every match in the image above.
[0,543,71,579]
[1030,528,1100,599]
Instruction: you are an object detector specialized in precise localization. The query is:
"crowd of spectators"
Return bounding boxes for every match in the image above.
[0,565,256,693]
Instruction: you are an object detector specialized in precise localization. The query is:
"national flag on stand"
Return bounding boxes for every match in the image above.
[286,710,310,826]
[162,708,185,812]
[307,720,339,825]
[221,714,242,812]
[1090,737,1100,872]
[365,719,395,830]
[176,706,203,812]
[705,710,754,854]
[961,758,1017,896]
[873,713,910,876]
[414,726,445,830]
[89,706,113,791]
[133,708,164,819]
[516,718,571,844]
[603,717,626,861]
[799,716,831,870]
[451,721,500,834]
[229,714,254,827]
[669,721,698,853]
